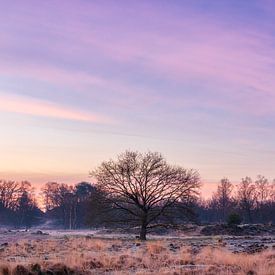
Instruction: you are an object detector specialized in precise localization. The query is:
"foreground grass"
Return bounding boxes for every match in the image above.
[0,237,274,274]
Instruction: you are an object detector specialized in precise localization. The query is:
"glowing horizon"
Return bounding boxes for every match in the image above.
[1,1,275,197]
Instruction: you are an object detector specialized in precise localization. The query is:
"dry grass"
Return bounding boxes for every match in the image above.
[0,237,274,274]
[197,247,275,275]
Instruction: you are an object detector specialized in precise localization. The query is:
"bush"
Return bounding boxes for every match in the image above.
[227,213,242,226]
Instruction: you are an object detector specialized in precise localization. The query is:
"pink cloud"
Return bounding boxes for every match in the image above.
[0,61,161,111]
[65,7,275,116]
[68,5,275,115]
[0,92,113,123]
[1,1,275,117]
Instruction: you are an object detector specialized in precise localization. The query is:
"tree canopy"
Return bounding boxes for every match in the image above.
[92,151,200,240]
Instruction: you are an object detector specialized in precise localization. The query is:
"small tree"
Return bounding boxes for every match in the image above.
[271,180,275,203]
[42,182,77,229]
[255,175,270,203]
[16,190,41,228]
[212,178,233,222]
[91,151,200,240]
[236,177,256,223]
[0,180,30,210]
[75,182,96,227]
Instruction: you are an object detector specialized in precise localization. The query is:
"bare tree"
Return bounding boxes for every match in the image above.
[212,178,233,222]
[42,182,77,229]
[271,180,275,202]
[255,175,270,203]
[0,180,31,210]
[16,189,40,228]
[91,151,200,240]
[75,182,97,227]
[236,177,256,223]
[43,182,63,211]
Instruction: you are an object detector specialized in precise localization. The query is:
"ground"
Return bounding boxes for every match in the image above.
[0,228,274,274]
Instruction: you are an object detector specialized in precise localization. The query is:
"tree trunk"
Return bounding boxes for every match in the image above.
[140,214,147,240]
[69,206,72,230]
[247,208,253,224]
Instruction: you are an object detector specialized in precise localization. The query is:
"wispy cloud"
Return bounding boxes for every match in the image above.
[1,1,274,118]
[0,92,113,123]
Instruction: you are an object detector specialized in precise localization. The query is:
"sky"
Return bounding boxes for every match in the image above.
[0,0,275,197]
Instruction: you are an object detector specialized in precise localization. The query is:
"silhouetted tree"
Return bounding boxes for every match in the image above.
[271,180,275,202]
[0,180,30,210]
[254,175,271,222]
[255,175,270,203]
[0,181,43,227]
[42,182,77,229]
[91,151,200,240]
[211,178,234,222]
[236,177,256,223]
[75,182,95,201]
[86,188,112,227]
[75,182,98,227]
[16,190,41,228]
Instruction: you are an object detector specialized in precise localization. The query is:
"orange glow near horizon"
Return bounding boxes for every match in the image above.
[0,170,221,199]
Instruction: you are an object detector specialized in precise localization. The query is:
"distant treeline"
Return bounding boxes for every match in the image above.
[197,176,275,224]
[0,176,274,229]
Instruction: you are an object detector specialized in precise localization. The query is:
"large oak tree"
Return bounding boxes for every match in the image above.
[91,151,200,240]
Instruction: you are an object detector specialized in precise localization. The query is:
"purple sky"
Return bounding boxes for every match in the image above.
[0,0,275,196]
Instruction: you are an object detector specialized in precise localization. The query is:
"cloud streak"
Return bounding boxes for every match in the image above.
[1,1,275,118]
[0,92,112,123]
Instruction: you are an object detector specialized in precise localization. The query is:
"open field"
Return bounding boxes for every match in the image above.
[0,229,274,274]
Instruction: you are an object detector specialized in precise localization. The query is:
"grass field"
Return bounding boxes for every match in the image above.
[0,232,274,274]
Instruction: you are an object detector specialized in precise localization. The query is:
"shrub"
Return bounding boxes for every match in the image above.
[227,213,242,226]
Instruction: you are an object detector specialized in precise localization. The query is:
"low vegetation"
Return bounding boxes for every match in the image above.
[0,237,274,274]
